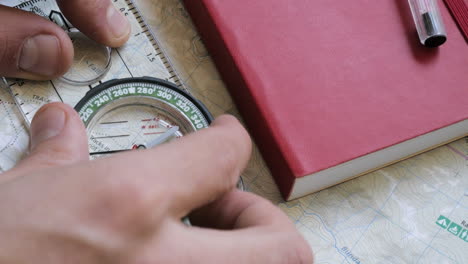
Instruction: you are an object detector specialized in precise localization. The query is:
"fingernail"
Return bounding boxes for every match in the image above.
[19,35,60,77]
[107,5,130,38]
[30,106,66,149]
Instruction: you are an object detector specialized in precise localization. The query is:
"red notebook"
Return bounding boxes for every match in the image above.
[184,0,468,200]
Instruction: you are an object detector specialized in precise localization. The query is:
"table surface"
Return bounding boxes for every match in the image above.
[138,1,468,263]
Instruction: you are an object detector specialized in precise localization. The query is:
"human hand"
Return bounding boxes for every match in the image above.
[0,0,130,80]
[0,102,313,263]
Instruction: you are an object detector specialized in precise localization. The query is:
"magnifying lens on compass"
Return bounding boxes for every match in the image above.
[60,30,112,85]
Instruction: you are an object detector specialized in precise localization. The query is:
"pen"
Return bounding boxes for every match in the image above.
[408,0,447,47]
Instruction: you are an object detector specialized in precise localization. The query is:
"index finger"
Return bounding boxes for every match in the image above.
[57,0,131,47]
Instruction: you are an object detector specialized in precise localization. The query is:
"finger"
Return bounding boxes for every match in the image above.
[189,190,294,229]
[183,226,313,264]
[57,0,131,47]
[86,115,251,218]
[0,5,73,80]
[183,192,313,263]
[134,199,313,264]
[9,103,89,177]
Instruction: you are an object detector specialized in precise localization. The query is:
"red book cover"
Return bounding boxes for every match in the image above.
[184,0,468,200]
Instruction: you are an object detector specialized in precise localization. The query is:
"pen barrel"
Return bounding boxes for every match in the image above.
[408,0,447,47]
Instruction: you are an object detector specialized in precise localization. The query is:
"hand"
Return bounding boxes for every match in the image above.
[0,103,313,263]
[0,0,131,80]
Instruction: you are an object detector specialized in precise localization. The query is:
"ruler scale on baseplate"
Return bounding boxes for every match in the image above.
[5,0,186,125]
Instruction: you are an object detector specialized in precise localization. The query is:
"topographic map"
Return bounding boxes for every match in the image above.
[0,0,467,263]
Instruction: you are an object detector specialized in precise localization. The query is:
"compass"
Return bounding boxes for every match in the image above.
[75,77,212,157]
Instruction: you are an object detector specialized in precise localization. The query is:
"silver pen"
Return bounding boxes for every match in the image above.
[408,0,447,47]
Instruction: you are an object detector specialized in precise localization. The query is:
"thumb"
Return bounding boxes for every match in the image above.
[11,103,89,176]
[0,6,73,80]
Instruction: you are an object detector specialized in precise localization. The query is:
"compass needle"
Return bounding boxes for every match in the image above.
[146,126,179,148]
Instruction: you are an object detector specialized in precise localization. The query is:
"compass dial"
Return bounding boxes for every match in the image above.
[75,77,212,158]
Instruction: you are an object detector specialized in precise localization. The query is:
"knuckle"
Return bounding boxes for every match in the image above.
[61,0,106,12]
[293,239,314,264]
[29,145,79,166]
[217,115,252,147]
[87,175,163,233]
[0,32,19,74]
[265,232,313,264]
[0,34,7,65]
[86,0,108,14]
[210,133,242,186]
[284,235,314,264]
[209,123,251,169]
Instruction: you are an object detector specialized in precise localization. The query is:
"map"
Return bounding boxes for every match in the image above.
[0,0,467,263]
